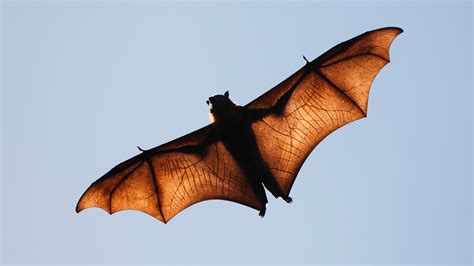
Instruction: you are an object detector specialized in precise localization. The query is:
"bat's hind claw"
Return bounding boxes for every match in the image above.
[284,196,293,203]
[259,208,266,218]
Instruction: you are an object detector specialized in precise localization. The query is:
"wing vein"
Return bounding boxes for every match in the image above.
[316,70,366,116]
[109,161,144,213]
[321,52,389,68]
[146,159,165,221]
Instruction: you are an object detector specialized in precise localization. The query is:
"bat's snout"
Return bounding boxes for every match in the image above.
[207,97,215,106]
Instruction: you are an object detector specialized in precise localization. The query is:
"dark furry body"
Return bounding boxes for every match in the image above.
[212,106,290,216]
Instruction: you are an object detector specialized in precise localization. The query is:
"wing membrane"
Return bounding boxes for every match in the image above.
[76,126,263,223]
[247,27,402,195]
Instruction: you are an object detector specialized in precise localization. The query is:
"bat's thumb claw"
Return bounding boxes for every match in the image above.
[302,55,309,64]
[284,196,293,204]
[259,209,266,218]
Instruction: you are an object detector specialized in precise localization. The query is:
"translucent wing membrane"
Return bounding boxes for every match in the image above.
[247,27,402,195]
[76,126,263,223]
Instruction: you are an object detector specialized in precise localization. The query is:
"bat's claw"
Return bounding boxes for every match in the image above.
[284,196,293,203]
[303,55,310,65]
[259,208,266,218]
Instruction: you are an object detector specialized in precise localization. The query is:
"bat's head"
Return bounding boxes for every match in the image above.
[206,91,238,123]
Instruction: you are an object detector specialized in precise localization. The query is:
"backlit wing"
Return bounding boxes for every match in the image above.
[76,126,263,223]
[247,27,403,196]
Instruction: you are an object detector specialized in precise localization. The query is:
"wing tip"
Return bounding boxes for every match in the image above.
[369,26,404,35]
[367,27,404,45]
[368,26,403,62]
[390,27,404,37]
[75,200,112,215]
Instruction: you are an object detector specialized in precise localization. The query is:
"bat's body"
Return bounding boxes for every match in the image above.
[208,93,292,216]
[76,27,402,223]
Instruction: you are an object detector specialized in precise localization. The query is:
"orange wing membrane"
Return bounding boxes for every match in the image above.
[247,27,403,195]
[76,126,263,223]
[76,27,402,222]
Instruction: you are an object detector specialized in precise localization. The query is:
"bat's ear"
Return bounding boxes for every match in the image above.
[224,91,229,98]
[206,100,210,105]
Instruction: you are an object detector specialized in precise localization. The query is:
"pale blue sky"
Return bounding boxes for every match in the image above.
[1,1,472,265]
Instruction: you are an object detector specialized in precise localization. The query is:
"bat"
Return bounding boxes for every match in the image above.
[76,27,403,223]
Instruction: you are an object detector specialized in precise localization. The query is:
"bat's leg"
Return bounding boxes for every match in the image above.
[249,180,268,217]
[261,170,293,203]
[257,184,268,217]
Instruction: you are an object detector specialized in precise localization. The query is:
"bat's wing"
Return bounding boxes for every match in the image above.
[76,125,263,223]
[246,27,403,197]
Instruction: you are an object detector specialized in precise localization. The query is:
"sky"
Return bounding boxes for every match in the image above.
[1,1,472,265]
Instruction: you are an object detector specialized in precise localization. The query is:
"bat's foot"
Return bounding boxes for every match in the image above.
[259,208,266,218]
[283,196,293,203]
